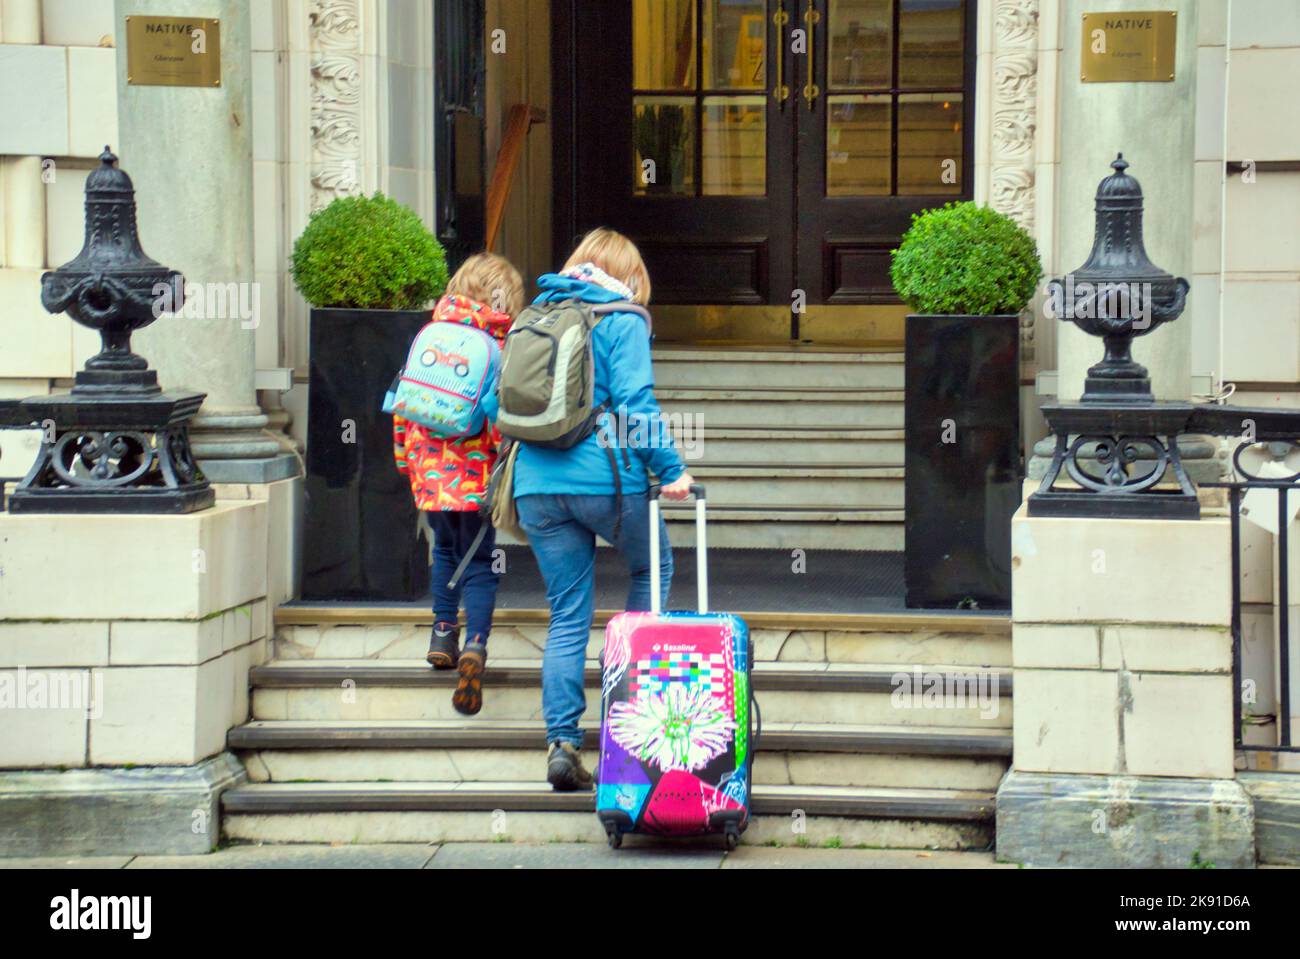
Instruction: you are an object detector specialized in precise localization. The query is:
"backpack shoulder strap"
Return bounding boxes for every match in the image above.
[445,439,516,590]
[589,301,652,335]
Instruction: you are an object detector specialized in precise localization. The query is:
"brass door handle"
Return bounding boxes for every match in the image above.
[773,4,790,104]
[802,0,821,108]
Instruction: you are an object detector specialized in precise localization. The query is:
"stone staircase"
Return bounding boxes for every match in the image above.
[653,347,904,550]
[220,606,1012,849]
[489,346,905,550]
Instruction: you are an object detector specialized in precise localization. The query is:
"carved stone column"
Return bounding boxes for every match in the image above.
[309,0,366,212]
[981,0,1041,366]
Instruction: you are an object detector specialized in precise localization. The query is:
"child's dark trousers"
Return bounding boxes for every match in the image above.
[429,510,500,643]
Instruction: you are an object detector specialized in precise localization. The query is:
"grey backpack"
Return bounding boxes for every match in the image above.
[496,299,651,448]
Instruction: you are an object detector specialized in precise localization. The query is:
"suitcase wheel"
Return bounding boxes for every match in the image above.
[606,827,623,850]
[723,824,740,851]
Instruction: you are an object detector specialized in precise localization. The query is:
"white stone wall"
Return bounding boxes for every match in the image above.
[1200,0,1300,402]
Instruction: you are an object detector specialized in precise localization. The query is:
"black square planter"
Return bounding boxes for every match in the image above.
[303,307,431,601]
[904,314,1021,610]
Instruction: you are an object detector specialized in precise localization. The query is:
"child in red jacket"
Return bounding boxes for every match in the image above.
[393,253,523,715]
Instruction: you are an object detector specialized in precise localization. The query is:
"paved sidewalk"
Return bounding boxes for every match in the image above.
[0,843,1012,869]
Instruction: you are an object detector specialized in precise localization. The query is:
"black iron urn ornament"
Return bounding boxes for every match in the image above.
[1048,154,1189,404]
[0,148,213,513]
[41,148,184,397]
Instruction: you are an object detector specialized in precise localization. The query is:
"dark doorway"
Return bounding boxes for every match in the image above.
[553,0,975,335]
[435,0,487,273]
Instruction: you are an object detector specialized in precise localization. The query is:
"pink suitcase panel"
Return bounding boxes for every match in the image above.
[596,610,752,836]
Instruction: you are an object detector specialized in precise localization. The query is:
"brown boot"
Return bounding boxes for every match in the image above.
[452,638,486,716]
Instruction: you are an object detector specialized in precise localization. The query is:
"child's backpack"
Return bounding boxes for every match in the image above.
[495,299,651,448]
[383,321,501,437]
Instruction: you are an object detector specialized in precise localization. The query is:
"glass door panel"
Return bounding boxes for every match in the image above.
[704,0,769,89]
[828,0,891,88]
[896,92,963,196]
[633,0,696,89]
[632,0,769,197]
[633,97,697,196]
[898,0,965,88]
[826,94,891,196]
[703,95,767,196]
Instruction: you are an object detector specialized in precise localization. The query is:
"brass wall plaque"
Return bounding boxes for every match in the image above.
[126,16,221,87]
[1081,11,1176,83]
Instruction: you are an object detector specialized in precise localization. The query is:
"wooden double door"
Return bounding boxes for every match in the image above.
[554,0,975,332]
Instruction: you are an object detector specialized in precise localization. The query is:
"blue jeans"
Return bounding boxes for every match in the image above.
[428,510,500,642]
[517,492,672,748]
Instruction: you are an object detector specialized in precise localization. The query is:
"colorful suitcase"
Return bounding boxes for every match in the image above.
[596,484,759,849]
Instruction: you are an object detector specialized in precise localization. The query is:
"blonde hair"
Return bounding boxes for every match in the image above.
[562,228,652,305]
[446,252,525,317]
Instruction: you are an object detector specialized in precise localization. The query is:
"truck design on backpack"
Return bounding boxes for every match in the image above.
[383,321,501,438]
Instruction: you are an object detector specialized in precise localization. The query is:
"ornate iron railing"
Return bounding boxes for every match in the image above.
[1204,446,1300,755]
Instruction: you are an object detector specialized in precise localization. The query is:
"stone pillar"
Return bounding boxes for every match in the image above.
[0,0,43,43]
[1056,0,1198,403]
[112,0,293,482]
[996,505,1256,867]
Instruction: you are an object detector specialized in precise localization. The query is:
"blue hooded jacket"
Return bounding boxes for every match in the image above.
[510,274,686,498]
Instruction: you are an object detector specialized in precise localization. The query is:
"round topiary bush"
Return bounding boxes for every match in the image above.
[291,192,448,311]
[889,201,1041,316]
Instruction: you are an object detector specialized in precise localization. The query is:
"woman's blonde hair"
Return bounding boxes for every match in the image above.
[446,252,525,317]
[562,228,652,305]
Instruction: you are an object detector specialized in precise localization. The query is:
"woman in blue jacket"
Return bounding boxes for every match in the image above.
[515,229,695,791]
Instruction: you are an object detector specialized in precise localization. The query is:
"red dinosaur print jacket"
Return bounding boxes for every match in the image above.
[392,293,511,512]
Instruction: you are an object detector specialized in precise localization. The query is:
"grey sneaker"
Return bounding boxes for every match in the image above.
[547,741,594,792]
[426,621,459,670]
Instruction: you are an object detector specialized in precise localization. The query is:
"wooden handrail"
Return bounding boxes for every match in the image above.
[485,104,545,253]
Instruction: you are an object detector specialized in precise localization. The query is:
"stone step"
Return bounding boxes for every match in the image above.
[248,660,1012,728]
[273,609,1012,668]
[230,720,1011,791]
[221,781,995,849]
[497,505,905,550]
[661,504,903,550]
[652,348,903,390]
[679,428,903,467]
[686,465,903,509]
[658,388,903,429]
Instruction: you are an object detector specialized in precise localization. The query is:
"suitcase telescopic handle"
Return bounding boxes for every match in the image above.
[648,483,707,615]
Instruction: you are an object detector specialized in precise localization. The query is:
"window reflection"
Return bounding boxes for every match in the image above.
[897,93,962,195]
[704,0,767,89]
[824,0,966,196]
[704,96,766,195]
[633,0,696,90]
[827,95,891,196]
[633,98,697,196]
[632,0,767,195]
[828,0,892,89]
